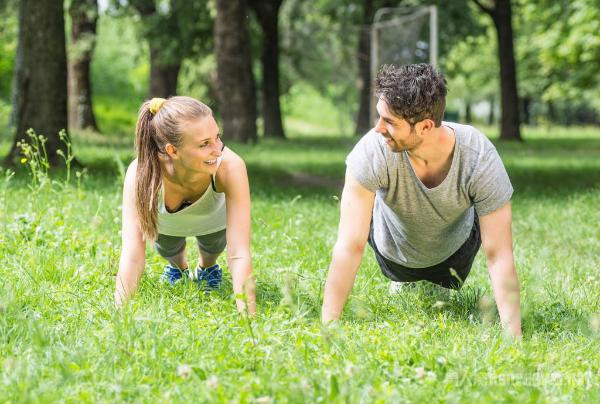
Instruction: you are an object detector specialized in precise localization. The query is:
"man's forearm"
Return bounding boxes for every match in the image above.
[322,243,364,322]
[488,257,522,337]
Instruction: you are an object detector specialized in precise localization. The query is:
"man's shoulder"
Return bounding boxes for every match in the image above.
[444,121,496,155]
[349,129,387,159]
[359,128,385,146]
[346,129,391,192]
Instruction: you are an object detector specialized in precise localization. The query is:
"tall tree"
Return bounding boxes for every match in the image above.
[6,0,70,166]
[249,0,285,139]
[68,0,99,131]
[473,0,521,141]
[129,0,180,98]
[354,0,375,135]
[214,0,257,143]
[117,0,213,99]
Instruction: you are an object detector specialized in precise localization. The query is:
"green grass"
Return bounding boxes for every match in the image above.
[1,126,599,402]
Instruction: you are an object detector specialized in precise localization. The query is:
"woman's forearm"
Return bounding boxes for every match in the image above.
[228,255,255,315]
[114,253,145,306]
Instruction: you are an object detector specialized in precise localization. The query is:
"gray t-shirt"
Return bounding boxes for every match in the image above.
[346,122,513,268]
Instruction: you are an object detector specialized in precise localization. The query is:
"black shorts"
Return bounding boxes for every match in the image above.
[367,215,481,289]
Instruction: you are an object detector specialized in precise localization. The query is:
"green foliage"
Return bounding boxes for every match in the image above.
[518,0,600,101]
[513,0,600,121]
[282,83,356,137]
[0,0,17,100]
[16,130,51,188]
[89,14,148,135]
[308,0,484,60]
[280,0,362,124]
[278,0,487,127]
[1,127,600,400]
[428,0,485,57]
[443,22,498,110]
[91,14,147,100]
[93,94,142,137]
[177,54,217,109]
[0,98,12,141]
[108,0,214,65]
[15,129,81,190]
[437,0,600,125]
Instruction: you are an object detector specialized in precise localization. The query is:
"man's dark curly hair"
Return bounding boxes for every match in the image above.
[374,63,447,127]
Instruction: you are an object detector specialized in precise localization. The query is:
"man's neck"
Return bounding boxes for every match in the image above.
[408,125,455,168]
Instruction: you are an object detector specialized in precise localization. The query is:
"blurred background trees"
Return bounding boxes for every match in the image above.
[1,0,599,163]
[5,0,70,165]
[249,0,286,139]
[214,0,258,143]
[69,0,99,131]
[473,0,521,141]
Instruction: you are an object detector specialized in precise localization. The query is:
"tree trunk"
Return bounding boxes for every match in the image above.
[474,0,521,141]
[6,0,70,166]
[249,0,285,139]
[214,0,257,143]
[521,96,531,126]
[492,0,521,140]
[149,45,181,98]
[131,0,181,99]
[565,103,572,126]
[465,101,472,123]
[356,0,396,135]
[488,95,495,125]
[68,0,99,131]
[354,0,374,135]
[547,100,556,123]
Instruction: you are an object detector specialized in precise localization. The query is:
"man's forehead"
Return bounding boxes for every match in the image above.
[377,99,398,120]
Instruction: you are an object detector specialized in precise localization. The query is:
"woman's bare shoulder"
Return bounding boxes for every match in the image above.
[127,158,138,172]
[123,158,138,188]
[219,147,246,174]
[216,148,247,190]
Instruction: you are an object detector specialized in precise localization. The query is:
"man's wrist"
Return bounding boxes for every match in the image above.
[321,306,342,323]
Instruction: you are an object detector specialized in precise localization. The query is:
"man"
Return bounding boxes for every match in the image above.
[322,64,522,337]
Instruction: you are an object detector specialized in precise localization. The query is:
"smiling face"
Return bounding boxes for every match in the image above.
[169,116,223,175]
[374,99,423,153]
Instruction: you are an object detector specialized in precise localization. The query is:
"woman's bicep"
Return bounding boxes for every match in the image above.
[223,158,251,253]
[121,161,145,249]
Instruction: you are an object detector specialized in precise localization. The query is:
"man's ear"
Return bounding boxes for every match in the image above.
[165,143,178,159]
[418,119,435,135]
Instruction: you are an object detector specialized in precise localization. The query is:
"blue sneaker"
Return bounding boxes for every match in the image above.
[160,265,189,285]
[194,264,222,291]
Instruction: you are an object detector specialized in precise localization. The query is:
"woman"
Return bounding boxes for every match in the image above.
[114,96,255,315]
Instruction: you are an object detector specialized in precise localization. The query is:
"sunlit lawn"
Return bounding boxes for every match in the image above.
[0,125,599,401]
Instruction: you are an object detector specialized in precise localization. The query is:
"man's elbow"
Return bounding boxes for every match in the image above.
[486,250,519,285]
[333,238,367,258]
[483,244,513,266]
